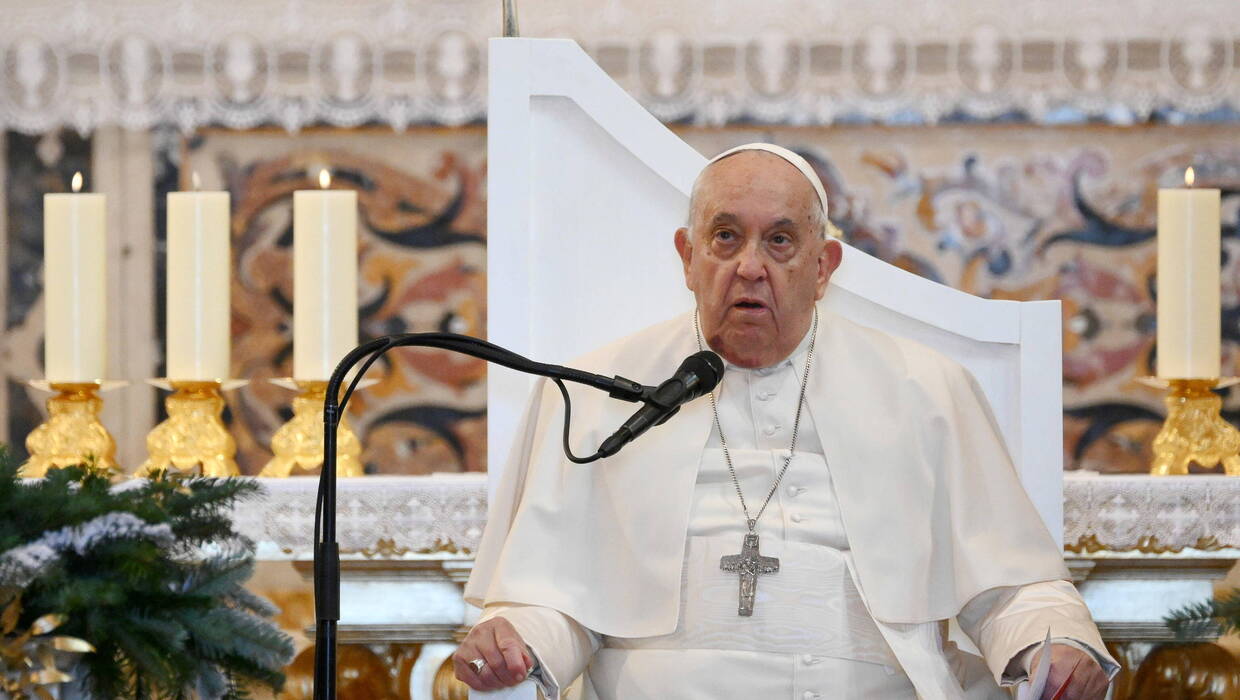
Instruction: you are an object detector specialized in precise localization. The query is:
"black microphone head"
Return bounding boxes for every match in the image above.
[679,350,724,396]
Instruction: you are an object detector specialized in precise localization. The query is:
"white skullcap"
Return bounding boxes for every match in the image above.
[707,142,830,221]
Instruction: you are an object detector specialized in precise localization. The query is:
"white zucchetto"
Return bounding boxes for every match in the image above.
[707,142,831,227]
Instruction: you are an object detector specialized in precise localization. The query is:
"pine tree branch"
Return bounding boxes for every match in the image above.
[1164,588,1240,639]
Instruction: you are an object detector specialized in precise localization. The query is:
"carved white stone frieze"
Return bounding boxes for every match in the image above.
[2,0,1239,132]
[232,474,488,560]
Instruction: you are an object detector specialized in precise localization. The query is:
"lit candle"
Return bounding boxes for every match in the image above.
[166,173,231,380]
[293,169,358,380]
[1157,166,1221,378]
[43,172,107,383]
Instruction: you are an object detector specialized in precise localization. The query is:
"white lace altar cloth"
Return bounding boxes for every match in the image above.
[231,474,487,561]
[228,473,1238,560]
[1063,473,1240,555]
[3,0,1239,133]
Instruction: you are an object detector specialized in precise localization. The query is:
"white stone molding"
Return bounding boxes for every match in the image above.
[1064,473,1240,554]
[233,474,488,561]
[3,0,1240,133]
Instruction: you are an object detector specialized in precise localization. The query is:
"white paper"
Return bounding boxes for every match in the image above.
[470,680,542,700]
[1017,629,1053,700]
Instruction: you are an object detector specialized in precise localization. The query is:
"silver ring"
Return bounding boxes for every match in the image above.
[469,658,487,673]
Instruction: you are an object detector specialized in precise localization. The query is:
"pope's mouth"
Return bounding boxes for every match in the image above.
[733,300,769,313]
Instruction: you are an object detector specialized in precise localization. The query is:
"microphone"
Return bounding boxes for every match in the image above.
[598,351,724,458]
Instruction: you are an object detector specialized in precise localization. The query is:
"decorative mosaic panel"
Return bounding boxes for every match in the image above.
[6,123,1240,475]
[679,125,1240,474]
[179,129,487,475]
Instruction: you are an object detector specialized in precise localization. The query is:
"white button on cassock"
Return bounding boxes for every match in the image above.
[790,514,804,523]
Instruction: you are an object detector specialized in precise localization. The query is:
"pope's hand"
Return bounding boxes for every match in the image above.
[453,617,534,691]
[1030,643,1109,700]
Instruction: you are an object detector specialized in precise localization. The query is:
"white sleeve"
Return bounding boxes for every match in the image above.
[477,603,601,697]
[956,580,1120,687]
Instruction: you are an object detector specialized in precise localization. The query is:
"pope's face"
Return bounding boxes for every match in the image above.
[675,152,842,368]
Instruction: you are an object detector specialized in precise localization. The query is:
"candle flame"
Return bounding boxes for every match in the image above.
[319,169,331,189]
[191,171,201,191]
[1185,166,1196,187]
[71,172,83,193]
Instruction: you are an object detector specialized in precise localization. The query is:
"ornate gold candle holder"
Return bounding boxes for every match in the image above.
[22,380,123,478]
[138,379,247,478]
[1141,377,1240,476]
[260,379,364,477]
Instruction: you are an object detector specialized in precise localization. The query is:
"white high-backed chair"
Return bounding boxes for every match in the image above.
[479,37,1063,699]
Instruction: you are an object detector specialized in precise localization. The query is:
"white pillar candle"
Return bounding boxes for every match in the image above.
[166,185,230,380]
[43,172,107,383]
[1157,167,1221,379]
[293,170,358,380]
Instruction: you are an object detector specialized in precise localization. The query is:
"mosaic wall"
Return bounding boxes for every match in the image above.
[178,129,488,475]
[680,125,1240,474]
[5,123,1240,474]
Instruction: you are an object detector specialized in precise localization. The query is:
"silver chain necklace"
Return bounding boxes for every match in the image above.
[694,308,818,616]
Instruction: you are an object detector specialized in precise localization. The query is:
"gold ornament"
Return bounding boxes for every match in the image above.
[139,381,239,478]
[261,381,363,477]
[1129,642,1240,699]
[0,594,94,699]
[22,383,118,478]
[433,654,470,700]
[1149,379,1240,476]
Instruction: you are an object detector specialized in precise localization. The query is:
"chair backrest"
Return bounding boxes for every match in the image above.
[486,38,1064,544]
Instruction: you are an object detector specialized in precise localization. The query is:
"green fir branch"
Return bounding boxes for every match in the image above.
[1164,588,1240,639]
[0,446,294,699]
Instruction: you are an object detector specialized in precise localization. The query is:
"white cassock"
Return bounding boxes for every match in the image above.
[466,308,1119,699]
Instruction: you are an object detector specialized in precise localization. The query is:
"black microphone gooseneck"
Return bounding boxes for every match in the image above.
[597,350,724,457]
[312,332,719,699]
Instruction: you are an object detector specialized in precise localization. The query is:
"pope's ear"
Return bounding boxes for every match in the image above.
[816,238,843,299]
[674,227,693,276]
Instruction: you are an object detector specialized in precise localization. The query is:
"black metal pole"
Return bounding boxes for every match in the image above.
[310,333,651,699]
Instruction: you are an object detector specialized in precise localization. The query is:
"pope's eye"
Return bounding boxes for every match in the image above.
[715,230,735,241]
[771,233,791,245]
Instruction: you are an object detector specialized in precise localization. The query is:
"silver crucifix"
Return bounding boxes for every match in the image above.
[719,533,779,616]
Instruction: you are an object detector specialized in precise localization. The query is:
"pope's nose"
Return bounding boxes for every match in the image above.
[735,245,766,280]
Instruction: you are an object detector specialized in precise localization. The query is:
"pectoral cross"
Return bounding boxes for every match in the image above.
[719,533,779,616]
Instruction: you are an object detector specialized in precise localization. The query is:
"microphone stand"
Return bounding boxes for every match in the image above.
[312,332,649,699]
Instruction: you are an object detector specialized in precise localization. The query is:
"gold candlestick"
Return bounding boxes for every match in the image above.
[22,382,118,478]
[260,380,364,477]
[1148,378,1240,476]
[139,380,240,478]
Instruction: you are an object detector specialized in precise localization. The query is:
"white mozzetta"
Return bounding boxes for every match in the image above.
[1063,473,1240,554]
[231,474,487,561]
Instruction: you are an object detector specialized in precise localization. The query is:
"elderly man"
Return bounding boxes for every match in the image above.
[458,144,1118,699]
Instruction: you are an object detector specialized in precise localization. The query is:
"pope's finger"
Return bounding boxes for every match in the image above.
[452,655,485,691]
[495,632,531,681]
[477,660,506,690]
[478,630,512,685]
[1083,666,1111,700]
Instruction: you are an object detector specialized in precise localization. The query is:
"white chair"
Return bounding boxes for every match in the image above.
[479,37,1063,699]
